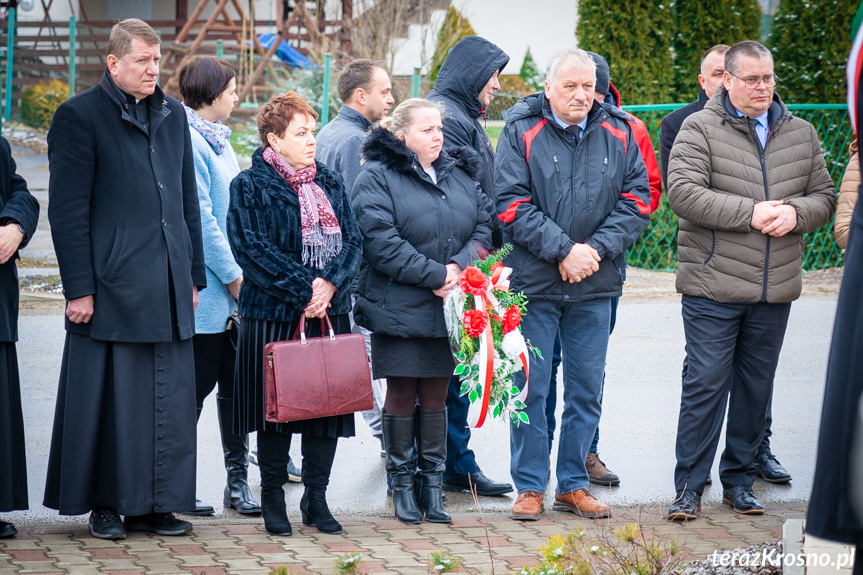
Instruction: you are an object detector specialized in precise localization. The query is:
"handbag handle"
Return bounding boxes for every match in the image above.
[292,312,336,344]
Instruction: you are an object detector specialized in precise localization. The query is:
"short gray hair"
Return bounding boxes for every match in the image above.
[545,48,596,86]
[724,41,773,75]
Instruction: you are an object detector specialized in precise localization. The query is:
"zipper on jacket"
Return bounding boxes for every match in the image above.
[602,157,608,174]
[553,155,564,193]
[758,144,771,303]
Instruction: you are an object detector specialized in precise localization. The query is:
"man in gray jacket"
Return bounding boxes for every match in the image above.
[317,58,394,453]
[317,59,394,197]
[666,41,835,521]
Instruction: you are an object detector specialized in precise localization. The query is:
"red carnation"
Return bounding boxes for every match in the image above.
[502,305,521,334]
[460,265,489,295]
[462,309,490,338]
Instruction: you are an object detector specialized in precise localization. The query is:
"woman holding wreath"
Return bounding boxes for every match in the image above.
[352,98,492,524]
[227,91,362,536]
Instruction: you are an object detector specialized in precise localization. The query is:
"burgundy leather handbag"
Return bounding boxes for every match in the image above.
[264,313,373,423]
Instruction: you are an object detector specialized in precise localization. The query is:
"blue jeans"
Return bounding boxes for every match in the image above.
[511,298,611,494]
[546,296,618,454]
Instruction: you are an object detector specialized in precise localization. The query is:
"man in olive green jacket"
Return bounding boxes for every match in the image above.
[666,41,835,521]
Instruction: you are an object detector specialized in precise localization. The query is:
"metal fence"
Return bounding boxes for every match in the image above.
[488,96,852,271]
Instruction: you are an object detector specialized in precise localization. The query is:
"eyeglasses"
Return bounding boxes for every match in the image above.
[728,72,778,89]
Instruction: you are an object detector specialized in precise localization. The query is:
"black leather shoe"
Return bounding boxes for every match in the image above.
[722,485,764,515]
[124,512,193,535]
[89,507,126,540]
[753,452,792,484]
[706,473,712,485]
[183,499,215,516]
[0,521,18,538]
[442,470,513,496]
[667,491,701,521]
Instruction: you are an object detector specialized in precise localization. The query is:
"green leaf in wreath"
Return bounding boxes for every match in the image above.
[460,381,471,396]
[469,389,478,403]
[513,400,526,410]
[469,364,480,378]
[455,352,466,362]
[510,386,520,395]
[518,411,530,424]
[454,364,467,375]
[492,404,501,418]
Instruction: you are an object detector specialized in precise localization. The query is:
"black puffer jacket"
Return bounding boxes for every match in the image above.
[352,127,492,338]
[494,93,651,302]
[427,36,508,246]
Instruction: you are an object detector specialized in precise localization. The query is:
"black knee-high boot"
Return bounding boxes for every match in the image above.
[299,435,341,534]
[257,430,292,536]
[383,411,422,524]
[218,397,261,514]
[416,408,451,523]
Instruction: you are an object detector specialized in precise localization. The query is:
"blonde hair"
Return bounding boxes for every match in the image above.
[379,98,445,136]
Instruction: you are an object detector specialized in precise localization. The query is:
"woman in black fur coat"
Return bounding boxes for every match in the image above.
[352,98,492,524]
[227,92,363,537]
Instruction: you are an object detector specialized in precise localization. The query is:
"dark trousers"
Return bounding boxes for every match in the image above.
[673,295,791,494]
[444,376,479,479]
[257,430,337,489]
[193,331,236,408]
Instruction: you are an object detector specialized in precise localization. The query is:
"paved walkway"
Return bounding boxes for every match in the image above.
[1,504,805,575]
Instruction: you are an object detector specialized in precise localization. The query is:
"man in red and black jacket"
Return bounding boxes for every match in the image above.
[496,48,650,521]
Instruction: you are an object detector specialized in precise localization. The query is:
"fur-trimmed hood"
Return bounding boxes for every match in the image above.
[361,125,483,183]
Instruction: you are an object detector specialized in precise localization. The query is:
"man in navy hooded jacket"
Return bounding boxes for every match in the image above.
[427,36,514,497]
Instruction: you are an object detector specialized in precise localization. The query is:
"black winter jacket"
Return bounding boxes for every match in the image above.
[659,87,709,189]
[494,94,651,302]
[352,127,492,338]
[227,150,363,322]
[427,36,508,246]
[0,137,38,342]
[48,72,205,342]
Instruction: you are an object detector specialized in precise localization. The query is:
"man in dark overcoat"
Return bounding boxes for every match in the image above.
[43,18,206,540]
[0,136,39,539]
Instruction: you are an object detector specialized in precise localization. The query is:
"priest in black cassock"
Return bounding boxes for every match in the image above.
[43,18,205,540]
[0,137,39,539]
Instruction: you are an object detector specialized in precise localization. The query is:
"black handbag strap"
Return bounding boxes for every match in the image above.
[292,313,336,344]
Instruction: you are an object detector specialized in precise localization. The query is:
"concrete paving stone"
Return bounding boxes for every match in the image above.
[260,563,315,575]
[363,555,424,568]
[0,539,43,550]
[317,541,365,553]
[182,568,230,575]
[100,570,146,575]
[6,550,52,563]
[467,535,518,548]
[92,558,145,570]
[223,569,273,575]
[369,530,424,540]
[174,555,224,568]
[352,560,397,574]
[130,561,186,574]
[449,526,493,538]
[246,553,297,565]
[337,525,379,537]
[366,521,417,531]
[391,539,438,552]
[129,550,179,562]
[231,536,276,545]
[159,544,210,556]
[31,536,76,545]
[429,543,482,556]
[240,544,287,555]
[214,558,267,570]
[44,546,92,558]
[47,566,102,575]
[197,548,252,560]
[11,561,60,573]
[200,540,245,550]
[52,555,100,566]
[76,539,125,549]
[502,554,540,570]
[122,541,167,552]
[222,526,262,536]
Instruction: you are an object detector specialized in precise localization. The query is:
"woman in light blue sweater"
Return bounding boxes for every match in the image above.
[179,56,259,516]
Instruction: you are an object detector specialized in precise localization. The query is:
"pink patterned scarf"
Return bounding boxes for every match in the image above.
[263,146,342,269]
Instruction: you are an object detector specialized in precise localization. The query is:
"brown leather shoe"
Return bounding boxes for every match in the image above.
[553,489,611,518]
[586,452,620,486]
[510,491,543,521]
